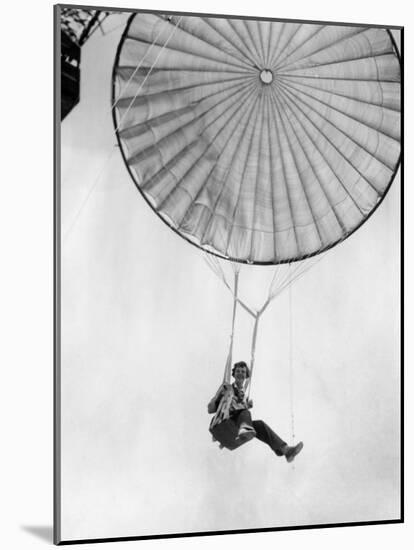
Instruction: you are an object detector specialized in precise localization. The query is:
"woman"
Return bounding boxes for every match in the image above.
[208,361,303,462]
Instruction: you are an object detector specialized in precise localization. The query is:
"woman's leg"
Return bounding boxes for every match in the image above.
[232,409,254,430]
[252,420,287,456]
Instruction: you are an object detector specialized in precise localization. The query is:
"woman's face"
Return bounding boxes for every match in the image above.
[234,365,248,384]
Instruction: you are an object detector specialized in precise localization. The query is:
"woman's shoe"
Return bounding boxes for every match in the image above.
[285,441,304,463]
[236,424,256,442]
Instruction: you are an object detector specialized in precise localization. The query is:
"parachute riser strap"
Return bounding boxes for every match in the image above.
[288,266,296,443]
[223,267,240,384]
[246,312,261,399]
[204,255,255,319]
[211,266,240,429]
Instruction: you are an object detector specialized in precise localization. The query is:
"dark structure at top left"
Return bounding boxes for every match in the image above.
[60,8,110,120]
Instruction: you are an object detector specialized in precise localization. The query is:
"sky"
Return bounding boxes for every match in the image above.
[59,12,401,542]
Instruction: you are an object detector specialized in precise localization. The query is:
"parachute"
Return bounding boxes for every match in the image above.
[112,13,401,265]
[111,13,401,449]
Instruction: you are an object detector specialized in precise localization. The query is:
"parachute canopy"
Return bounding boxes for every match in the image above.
[112,14,401,264]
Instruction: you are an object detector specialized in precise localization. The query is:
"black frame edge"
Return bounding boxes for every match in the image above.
[58,519,404,545]
[400,26,404,524]
[54,3,62,546]
[55,3,404,29]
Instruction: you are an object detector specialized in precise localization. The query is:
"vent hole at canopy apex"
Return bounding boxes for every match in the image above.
[260,69,273,84]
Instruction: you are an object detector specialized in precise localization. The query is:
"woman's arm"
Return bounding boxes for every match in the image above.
[207,383,230,414]
[207,397,219,414]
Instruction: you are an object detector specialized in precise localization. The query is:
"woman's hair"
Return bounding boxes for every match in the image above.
[232,361,250,379]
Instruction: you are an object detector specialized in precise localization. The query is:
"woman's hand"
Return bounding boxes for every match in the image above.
[247,398,253,409]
